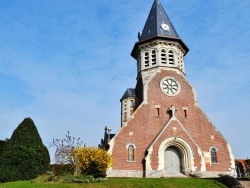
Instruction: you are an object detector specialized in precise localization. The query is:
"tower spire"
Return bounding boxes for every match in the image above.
[132,0,188,58]
[139,0,179,41]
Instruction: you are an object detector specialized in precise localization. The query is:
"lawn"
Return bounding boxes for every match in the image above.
[1,178,226,188]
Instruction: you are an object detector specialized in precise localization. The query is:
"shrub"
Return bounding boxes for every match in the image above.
[0,140,7,156]
[0,117,50,182]
[63,175,107,183]
[50,164,74,176]
[85,161,106,178]
[73,147,112,178]
[218,175,243,188]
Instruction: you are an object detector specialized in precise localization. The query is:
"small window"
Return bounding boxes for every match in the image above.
[161,49,167,64]
[128,145,135,161]
[168,50,175,65]
[124,112,127,122]
[157,108,160,116]
[130,100,134,107]
[184,109,187,118]
[151,50,156,65]
[211,148,217,164]
[144,52,149,67]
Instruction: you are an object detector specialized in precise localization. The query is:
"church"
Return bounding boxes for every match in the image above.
[100,0,235,178]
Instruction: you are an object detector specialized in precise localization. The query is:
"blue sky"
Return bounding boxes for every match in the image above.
[0,0,250,160]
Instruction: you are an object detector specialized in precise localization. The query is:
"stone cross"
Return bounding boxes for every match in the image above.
[107,127,111,141]
[169,105,177,117]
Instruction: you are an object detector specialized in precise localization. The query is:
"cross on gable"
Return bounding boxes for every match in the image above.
[169,105,177,117]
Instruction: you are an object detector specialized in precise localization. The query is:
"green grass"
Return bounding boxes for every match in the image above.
[1,178,226,188]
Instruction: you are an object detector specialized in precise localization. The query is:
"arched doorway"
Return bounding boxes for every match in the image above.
[164,146,182,173]
[156,137,195,175]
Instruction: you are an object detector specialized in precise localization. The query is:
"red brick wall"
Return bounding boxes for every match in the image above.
[110,69,232,172]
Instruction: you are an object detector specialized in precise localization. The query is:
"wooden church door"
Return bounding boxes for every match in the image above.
[164,146,182,173]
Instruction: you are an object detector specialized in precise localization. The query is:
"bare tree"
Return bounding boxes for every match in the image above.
[50,131,83,165]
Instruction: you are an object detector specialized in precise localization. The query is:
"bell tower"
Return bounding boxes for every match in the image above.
[121,0,189,125]
[132,0,188,77]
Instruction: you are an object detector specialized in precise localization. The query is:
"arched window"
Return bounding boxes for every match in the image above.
[144,52,149,67]
[161,49,167,64]
[210,148,217,163]
[128,145,135,161]
[151,50,156,65]
[130,100,134,107]
[168,50,175,65]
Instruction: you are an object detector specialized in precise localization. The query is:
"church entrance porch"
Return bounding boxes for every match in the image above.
[164,146,182,174]
[144,137,196,178]
[157,137,195,176]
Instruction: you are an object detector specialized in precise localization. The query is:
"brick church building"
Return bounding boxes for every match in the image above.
[100,0,235,178]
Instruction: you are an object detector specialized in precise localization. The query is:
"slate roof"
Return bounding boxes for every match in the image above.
[132,0,189,58]
[139,0,179,41]
[120,88,137,101]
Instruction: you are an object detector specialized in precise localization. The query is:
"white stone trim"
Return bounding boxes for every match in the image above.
[138,39,186,73]
[106,170,143,177]
[157,137,195,173]
[227,143,236,172]
[209,146,218,151]
[160,76,181,96]
[126,143,136,149]
[144,116,203,174]
[199,148,206,171]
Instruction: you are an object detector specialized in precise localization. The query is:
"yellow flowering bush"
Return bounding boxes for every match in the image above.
[73,147,112,177]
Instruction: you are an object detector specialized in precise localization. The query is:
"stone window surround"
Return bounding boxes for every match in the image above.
[126,143,136,162]
[210,147,218,164]
[136,40,186,73]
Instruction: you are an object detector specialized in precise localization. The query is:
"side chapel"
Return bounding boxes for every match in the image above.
[100,0,235,178]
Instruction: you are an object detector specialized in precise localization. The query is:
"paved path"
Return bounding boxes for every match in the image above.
[239,180,250,188]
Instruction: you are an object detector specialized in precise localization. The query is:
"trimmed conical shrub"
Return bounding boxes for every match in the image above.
[0,117,50,182]
[0,140,6,156]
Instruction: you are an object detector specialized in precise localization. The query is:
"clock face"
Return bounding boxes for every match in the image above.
[160,77,181,96]
[161,23,170,31]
